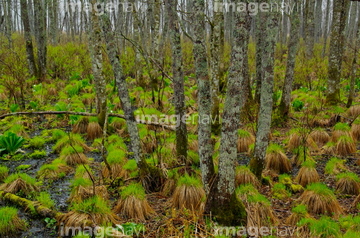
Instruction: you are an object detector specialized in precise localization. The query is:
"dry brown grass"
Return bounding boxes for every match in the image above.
[265,145,292,174]
[68,185,109,203]
[86,121,102,140]
[237,184,278,228]
[235,166,260,188]
[161,178,176,197]
[141,134,157,154]
[298,183,343,218]
[351,123,360,141]
[171,185,205,214]
[295,163,320,187]
[335,173,360,195]
[335,135,356,156]
[237,130,255,153]
[309,129,330,147]
[101,163,128,179]
[57,211,119,236]
[114,196,155,221]
[65,153,89,166]
[72,117,89,134]
[37,163,72,181]
[0,207,27,236]
[0,178,39,195]
[287,132,318,152]
[347,105,360,118]
[331,130,351,143]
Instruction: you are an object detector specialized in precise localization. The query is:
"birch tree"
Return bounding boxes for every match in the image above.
[205,0,249,225]
[250,2,280,179]
[326,0,350,105]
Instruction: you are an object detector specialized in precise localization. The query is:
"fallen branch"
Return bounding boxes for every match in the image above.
[0,111,175,131]
[0,191,63,218]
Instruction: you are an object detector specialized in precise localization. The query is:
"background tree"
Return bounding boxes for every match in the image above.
[166,0,188,160]
[326,0,350,105]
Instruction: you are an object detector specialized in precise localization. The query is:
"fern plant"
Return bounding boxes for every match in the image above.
[0,132,25,156]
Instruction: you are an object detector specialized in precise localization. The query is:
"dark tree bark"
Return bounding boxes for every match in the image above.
[278,1,300,121]
[20,0,37,77]
[326,0,350,105]
[33,0,47,81]
[166,0,188,160]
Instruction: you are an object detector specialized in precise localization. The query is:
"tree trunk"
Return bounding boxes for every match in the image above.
[250,2,280,179]
[326,0,350,105]
[304,0,315,58]
[278,1,300,121]
[89,0,107,127]
[166,0,188,160]
[346,6,360,108]
[20,0,37,77]
[33,0,47,81]
[254,0,265,104]
[193,0,215,195]
[206,0,249,226]
[209,3,224,135]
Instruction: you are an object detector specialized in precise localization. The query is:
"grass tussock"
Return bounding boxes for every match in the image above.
[309,128,330,147]
[101,149,127,179]
[347,105,360,118]
[237,129,255,153]
[285,204,312,226]
[0,173,39,195]
[237,184,278,227]
[72,117,89,134]
[37,158,71,181]
[325,157,349,175]
[114,183,154,221]
[265,144,292,174]
[58,196,119,235]
[171,175,205,214]
[351,123,360,141]
[60,145,89,166]
[0,207,27,236]
[298,183,343,218]
[335,135,356,156]
[331,122,352,142]
[86,121,102,140]
[235,166,260,188]
[335,172,360,195]
[295,160,320,187]
[0,165,9,182]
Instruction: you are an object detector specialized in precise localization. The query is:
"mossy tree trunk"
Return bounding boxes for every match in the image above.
[193,0,215,194]
[166,0,188,160]
[346,8,360,108]
[279,1,300,121]
[250,2,279,179]
[20,0,37,77]
[304,0,315,59]
[33,0,47,81]
[326,0,350,105]
[205,0,250,225]
[254,0,265,104]
[209,4,224,135]
[89,0,107,127]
